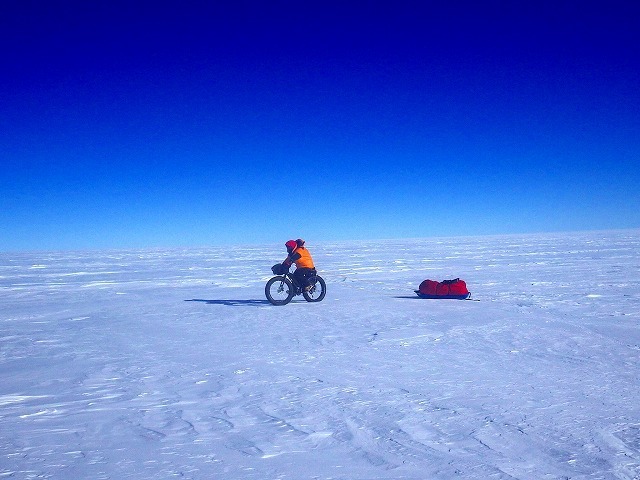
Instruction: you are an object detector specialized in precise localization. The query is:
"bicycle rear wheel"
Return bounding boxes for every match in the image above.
[303,275,326,302]
[265,276,295,305]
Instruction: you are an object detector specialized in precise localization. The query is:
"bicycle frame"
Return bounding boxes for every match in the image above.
[280,272,305,295]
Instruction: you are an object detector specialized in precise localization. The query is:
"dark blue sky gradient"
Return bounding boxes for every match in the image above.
[2,1,639,251]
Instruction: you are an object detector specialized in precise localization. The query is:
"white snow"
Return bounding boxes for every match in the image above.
[1,230,639,479]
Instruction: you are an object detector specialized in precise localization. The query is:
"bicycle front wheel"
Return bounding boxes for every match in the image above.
[303,275,326,302]
[265,276,295,306]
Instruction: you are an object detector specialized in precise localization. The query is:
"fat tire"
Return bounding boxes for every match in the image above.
[303,275,326,302]
[265,276,295,306]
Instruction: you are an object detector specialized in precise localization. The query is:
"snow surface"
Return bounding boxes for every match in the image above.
[1,230,640,480]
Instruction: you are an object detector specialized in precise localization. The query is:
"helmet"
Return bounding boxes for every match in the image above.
[296,238,305,247]
[285,240,297,253]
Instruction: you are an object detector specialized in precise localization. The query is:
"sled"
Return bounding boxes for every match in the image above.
[415,278,470,300]
[414,290,471,300]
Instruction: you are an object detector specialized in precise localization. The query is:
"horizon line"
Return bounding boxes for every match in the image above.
[2,227,638,255]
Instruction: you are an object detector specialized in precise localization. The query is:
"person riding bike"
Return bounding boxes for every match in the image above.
[281,239,316,291]
[266,239,326,305]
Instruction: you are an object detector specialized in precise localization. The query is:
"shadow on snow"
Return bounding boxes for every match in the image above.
[185,299,270,306]
[394,295,479,301]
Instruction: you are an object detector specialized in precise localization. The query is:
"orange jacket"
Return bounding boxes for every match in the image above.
[283,247,315,269]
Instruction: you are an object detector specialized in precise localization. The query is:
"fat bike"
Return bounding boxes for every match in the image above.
[265,267,327,306]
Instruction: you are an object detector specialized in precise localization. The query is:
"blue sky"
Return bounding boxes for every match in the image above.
[1,1,639,251]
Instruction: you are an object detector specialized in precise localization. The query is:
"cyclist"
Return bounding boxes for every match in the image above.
[281,239,316,291]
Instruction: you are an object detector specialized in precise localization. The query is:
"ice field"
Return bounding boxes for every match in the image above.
[1,230,639,479]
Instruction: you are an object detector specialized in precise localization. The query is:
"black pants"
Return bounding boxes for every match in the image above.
[293,267,316,288]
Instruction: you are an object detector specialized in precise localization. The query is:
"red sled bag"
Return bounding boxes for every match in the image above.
[416,278,470,299]
[417,279,438,296]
